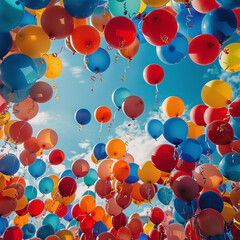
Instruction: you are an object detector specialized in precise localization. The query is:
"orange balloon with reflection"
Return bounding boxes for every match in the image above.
[15,195,28,211]
[94,106,112,123]
[48,175,59,188]
[0,111,11,127]
[106,139,126,159]
[111,160,130,182]
[119,38,140,60]
[91,206,105,222]
[79,195,96,214]
[43,54,63,79]
[102,214,113,229]
[9,121,33,143]
[4,120,17,140]
[37,128,58,150]
[162,96,185,118]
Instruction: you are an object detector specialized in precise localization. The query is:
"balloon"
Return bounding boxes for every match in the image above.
[43,54,63,79]
[41,6,74,39]
[25,186,37,201]
[28,158,46,179]
[21,223,36,239]
[157,187,173,205]
[162,96,185,118]
[187,121,204,139]
[84,169,98,187]
[97,159,114,181]
[16,25,50,58]
[95,179,113,198]
[112,212,127,230]
[74,109,91,126]
[58,177,76,197]
[39,177,54,194]
[105,198,122,216]
[166,223,186,240]
[3,226,23,240]
[63,205,73,222]
[0,197,17,216]
[132,15,146,44]
[201,80,232,108]
[125,163,139,184]
[0,175,6,193]
[117,226,132,240]
[216,0,240,9]
[128,217,143,236]
[71,25,100,55]
[143,0,169,7]
[37,225,55,240]
[138,161,161,184]
[92,207,105,222]
[0,54,38,90]
[49,149,65,166]
[112,87,131,109]
[93,143,108,161]
[201,7,237,43]
[30,81,53,103]
[19,10,37,28]
[142,9,178,46]
[24,0,51,9]
[204,107,230,125]
[104,16,137,49]
[0,217,8,236]
[116,193,132,209]
[46,236,61,240]
[65,36,76,55]
[231,223,240,240]
[119,153,134,163]
[80,195,96,214]
[43,214,60,231]
[97,232,116,240]
[85,48,110,73]
[0,32,12,59]
[143,64,164,86]
[0,153,20,176]
[192,0,220,13]
[63,0,99,18]
[229,99,240,117]
[139,183,155,200]
[199,191,224,212]
[149,207,164,225]
[7,183,24,199]
[119,38,140,60]
[37,128,58,150]
[190,104,208,126]
[94,106,112,123]
[188,34,220,65]
[24,137,40,154]
[28,199,45,217]
[174,198,197,220]
[106,139,126,159]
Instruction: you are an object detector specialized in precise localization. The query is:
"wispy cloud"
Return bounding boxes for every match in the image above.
[70,67,83,79]
[78,140,90,149]
[29,112,54,126]
[52,164,66,174]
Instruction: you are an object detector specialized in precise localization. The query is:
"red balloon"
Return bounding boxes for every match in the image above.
[229,98,240,118]
[58,177,77,197]
[95,179,113,199]
[151,144,178,173]
[55,203,68,218]
[169,170,190,187]
[112,212,127,230]
[188,34,220,65]
[0,197,17,216]
[175,158,196,173]
[9,121,33,143]
[190,105,208,126]
[49,149,65,165]
[109,227,118,237]
[0,94,7,113]
[148,229,165,240]
[30,81,53,103]
[3,226,23,240]
[19,150,36,166]
[79,215,95,233]
[231,223,240,240]
[192,0,219,13]
[185,218,202,240]
[41,6,73,39]
[28,199,44,217]
[204,107,230,125]
[233,9,240,28]
[122,96,144,120]
[116,193,132,209]
[149,207,164,225]
[143,64,164,85]
[207,120,234,145]
[97,232,116,240]
[139,184,155,200]
[142,9,178,46]
[71,204,85,221]
[16,204,28,216]
[80,232,94,240]
[24,137,40,153]
[104,16,136,49]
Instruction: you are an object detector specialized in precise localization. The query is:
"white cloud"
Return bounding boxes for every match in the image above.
[79,80,86,84]
[70,67,83,79]
[29,112,53,126]
[51,164,67,174]
[78,141,90,149]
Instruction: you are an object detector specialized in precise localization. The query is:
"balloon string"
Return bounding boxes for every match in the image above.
[52,46,67,57]
[98,121,103,140]
[106,45,113,51]
[121,60,130,82]
[114,52,120,63]
[160,33,169,44]
[155,83,160,104]
[52,81,59,99]
[125,123,133,147]
[84,57,89,69]
[79,124,83,132]
[108,109,119,132]
[90,70,97,91]
[186,8,194,28]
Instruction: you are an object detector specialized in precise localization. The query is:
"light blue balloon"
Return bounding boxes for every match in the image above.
[174,198,197,220]
[24,0,52,10]
[109,0,141,19]
[157,187,173,205]
[82,190,96,198]
[112,87,131,109]
[33,58,47,79]
[216,0,240,9]
[84,168,98,186]
[22,223,36,239]
[171,0,191,12]
[60,169,76,179]
[0,217,8,236]
[43,214,60,231]
[197,134,216,155]
[28,158,46,179]
[156,32,188,65]
[0,153,20,175]
[67,219,79,229]
[146,119,163,140]
[19,11,37,28]
[37,225,55,240]
[0,32,12,59]
[173,210,186,224]
[125,163,139,183]
[56,223,66,231]
[39,177,54,194]
[25,186,37,201]
[0,0,25,32]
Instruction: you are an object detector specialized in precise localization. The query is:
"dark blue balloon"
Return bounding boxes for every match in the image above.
[0,153,20,175]
[28,158,46,179]
[197,134,216,155]
[180,138,202,163]
[216,0,240,9]
[63,0,99,18]
[64,205,73,222]
[125,163,139,184]
[22,223,36,239]
[93,143,107,160]
[0,32,12,59]
[85,48,110,73]
[198,191,224,212]
[156,32,188,65]
[84,168,98,187]
[174,198,197,220]
[0,54,38,90]
[219,153,240,181]
[163,117,188,146]
[19,11,37,28]
[0,217,8,236]
[37,225,55,240]
[146,119,163,140]
[82,190,96,198]
[157,187,173,205]
[177,9,205,38]
[202,7,237,43]
[132,15,147,44]
[43,214,60,231]
[23,0,52,10]
[25,186,37,201]
[93,221,107,237]
[33,57,47,79]
[39,177,54,194]
[74,108,91,125]
[60,169,76,179]
[173,210,186,224]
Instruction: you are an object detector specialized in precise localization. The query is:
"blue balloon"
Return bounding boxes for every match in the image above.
[63,0,99,18]
[219,153,240,181]
[56,223,66,231]
[93,143,107,160]
[23,0,52,10]
[173,210,186,224]
[201,7,237,43]
[0,0,25,32]
[67,219,79,229]
[157,187,173,205]
[218,183,227,193]
[22,223,36,239]
[19,11,37,28]
[74,108,91,125]
[198,191,224,212]
[37,225,55,240]
[33,57,47,79]
[156,32,188,65]
[0,217,8,236]
[112,87,131,109]
[232,118,240,138]
[25,186,37,201]
[28,158,46,179]
[82,190,96,198]
[85,48,110,73]
[171,0,192,12]
[179,138,202,163]
[146,119,163,140]
[0,32,12,59]
[0,54,38,90]
[99,0,107,5]
[64,205,73,222]
[174,198,197,220]
[60,169,76,179]
[93,221,107,237]
[43,214,60,231]
[84,168,98,186]
[0,153,20,175]
[132,15,147,44]
[125,163,139,183]
[137,233,149,240]
[197,134,216,155]
[39,177,54,194]
[216,0,240,9]
[163,117,188,146]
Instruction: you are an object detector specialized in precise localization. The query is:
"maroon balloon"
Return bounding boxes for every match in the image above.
[58,177,77,197]
[122,96,144,120]
[151,144,178,172]
[41,6,74,39]
[172,176,199,202]
[95,179,112,199]
[139,183,155,200]
[204,107,230,125]
[72,204,85,221]
[207,120,234,145]
[28,199,44,217]
[16,204,28,216]
[231,223,240,240]
[143,64,164,85]
[175,158,196,173]
[116,193,132,209]
[148,229,165,240]
[169,170,190,187]
[111,212,127,230]
[97,232,116,240]
[30,81,53,103]
[3,226,23,240]
[0,197,17,216]
[229,98,240,118]
[19,150,36,166]
[149,207,164,225]
[79,215,95,233]
[190,105,208,126]
[72,159,90,178]
[49,149,65,165]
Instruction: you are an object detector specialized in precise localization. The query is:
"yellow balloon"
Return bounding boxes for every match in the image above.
[48,175,60,189]
[162,96,185,118]
[139,1,147,13]
[4,120,17,139]
[14,214,29,228]
[52,188,75,206]
[45,199,60,213]
[25,7,45,16]
[201,80,232,108]
[144,222,155,235]
[187,121,204,139]
[15,195,28,211]
[43,54,63,79]
[16,25,51,58]
[219,43,240,73]
[138,161,161,184]
[56,230,74,240]
[0,175,6,192]
[36,148,44,157]
[91,153,99,164]
[102,214,113,229]
[0,173,11,182]
[106,138,126,159]
[2,188,18,198]
[0,111,10,127]
[142,0,169,8]
[221,202,236,223]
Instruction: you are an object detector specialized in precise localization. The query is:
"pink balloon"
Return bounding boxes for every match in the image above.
[122,96,144,120]
[68,226,79,240]
[166,223,186,240]
[95,179,113,199]
[117,227,132,240]
[72,159,90,178]
[19,150,36,166]
[161,210,174,228]
[105,198,123,216]
[118,153,134,163]
[97,159,114,181]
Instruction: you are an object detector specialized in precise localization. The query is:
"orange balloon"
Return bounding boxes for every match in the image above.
[36,148,44,156]
[102,214,113,229]
[9,176,26,188]
[14,214,29,228]
[0,110,11,127]
[45,236,61,240]
[131,183,144,202]
[4,120,17,140]
[94,106,112,124]
[90,9,112,32]
[45,199,60,213]
[187,121,204,139]
[0,128,3,140]
[119,38,140,60]
[91,206,105,222]
[24,137,40,154]
[79,195,96,214]
[111,160,130,182]
[15,195,28,211]
[91,153,99,164]
[118,226,132,240]
[106,139,126,159]
[19,150,36,166]
[230,188,240,209]
[37,128,58,150]
[71,25,101,55]
[97,159,114,181]
[43,54,63,79]
[73,18,87,29]
[201,188,222,196]
[162,96,185,117]
[48,175,59,188]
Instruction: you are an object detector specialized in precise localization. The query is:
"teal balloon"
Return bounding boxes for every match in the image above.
[39,177,54,194]
[19,11,37,28]
[56,223,66,231]
[84,168,98,187]
[33,58,47,79]
[0,217,8,236]
[28,158,46,179]
[0,153,20,175]
[146,119,163,140]
[173,210,186,224]
[112,87,131,109]
[82,190,96,198]
[109,0,141,19]
[22,223,36,239]
[60,169,76,179]
[25,186,37,201]
[157,187,173,205]
[37,225,54,240]
[24,0,52,10]
[42,214,60,231]
[232,118,240,138]
[67,219,79,229]
[216,0,240,9]
[0,32,12,59]
[0,0,25,32]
